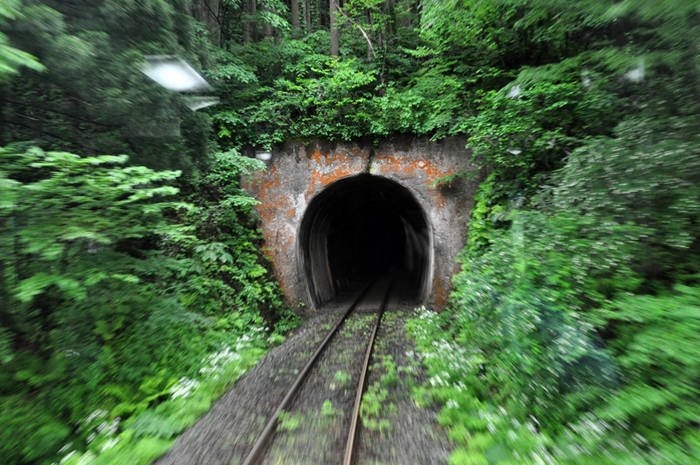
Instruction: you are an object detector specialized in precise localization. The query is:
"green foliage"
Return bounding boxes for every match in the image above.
[334,370,351,386]
[359,381,393,435]
[278,410,304,432]
[321,399,337,417]
[459,79,623,186]
[458,173,508,257]
[406,3,700,464]
[0,0,44,79]
[4,1,700,464]
[412,93,700,461]
[218,55,380,148]
[0,146,292,465]
[210,1,427,148]
[1,0,213,169]
[360,355,397,436]
[553,109,700,285]
[596,287,700,460]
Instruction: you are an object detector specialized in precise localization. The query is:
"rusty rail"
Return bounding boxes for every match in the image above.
[343,274,394,465]
[241,281,376,465]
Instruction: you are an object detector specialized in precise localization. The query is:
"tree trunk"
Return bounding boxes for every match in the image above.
[318,0,325,29]
[397,0,411,28]
[291,0,300,30]
[243,0,251,43]
[198,0,221,46]
[330,0,339,56]
[252,0,258,42]
[367,8,375,60]
[384,0,392,38]
[262,1,273,38]
[0,84,7,145]
[274,26,281,73]
[304,0,312,30]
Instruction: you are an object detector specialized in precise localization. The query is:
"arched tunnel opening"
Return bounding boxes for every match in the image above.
[298,174,432,307]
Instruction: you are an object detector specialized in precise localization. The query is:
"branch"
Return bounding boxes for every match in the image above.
[6,119,97,153]
[202,0,222,25]
[335,2,376,59]
[8,110,47,124]
[2,97,122,128]
[66,95,98,108]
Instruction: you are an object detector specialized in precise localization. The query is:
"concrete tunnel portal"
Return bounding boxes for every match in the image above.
[298,174,433,307]
[240,137,480,311]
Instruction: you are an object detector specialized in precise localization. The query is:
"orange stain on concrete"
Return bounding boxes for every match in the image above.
[432,275,449,307]
[375,153,457,186]
[244,163,288,226]
[247,149,368,261]
[308,149,366,192]
[240,137,476,311]
[375,153,455,210]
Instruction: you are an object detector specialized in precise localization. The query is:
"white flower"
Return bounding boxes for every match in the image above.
[59,451,76,464]
[170,377,201,399]
[77,451,96,465]
[58,443,72,454]
[100,438,119,453]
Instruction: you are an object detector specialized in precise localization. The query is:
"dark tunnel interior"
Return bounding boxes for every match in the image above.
[299,174,431,306]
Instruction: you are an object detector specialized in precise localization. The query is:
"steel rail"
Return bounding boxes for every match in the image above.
[240,281,376,465]
[343,274,395,465]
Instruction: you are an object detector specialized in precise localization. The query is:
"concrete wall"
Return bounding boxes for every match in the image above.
[241,136,483,313]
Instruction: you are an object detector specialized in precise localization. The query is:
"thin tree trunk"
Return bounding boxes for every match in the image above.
[252,0,258,42]
[0,260,12,330]
[336,5,376,59]
[379,7,388,97]
[274,26,281,73]
[0,84,7,145]
[397,0,411,27]
[262,1,273,38]
[199,0,221,46]
[384,0,392,38]
[330,0,339,56]
[243,0,251,43]
[304,0,312,30]
[317,0,324,29]
[291,0,300,30]
[367,8,375,60]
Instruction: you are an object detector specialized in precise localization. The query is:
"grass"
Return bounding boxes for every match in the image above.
[278,411,304,432]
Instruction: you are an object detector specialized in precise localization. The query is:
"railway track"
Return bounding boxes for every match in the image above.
[241,273,396,465]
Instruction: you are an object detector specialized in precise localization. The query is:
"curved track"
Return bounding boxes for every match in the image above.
[242,273,396,465]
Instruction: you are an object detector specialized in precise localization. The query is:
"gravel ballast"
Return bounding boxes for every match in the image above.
[155,288,449,465]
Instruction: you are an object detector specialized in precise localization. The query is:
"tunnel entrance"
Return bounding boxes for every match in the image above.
[298,174,432,307]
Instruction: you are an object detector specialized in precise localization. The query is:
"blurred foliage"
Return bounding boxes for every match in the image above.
[4,0,700,463]
[408,1,700,464]
[0,0,44,79]
[1,2,298,463]
[0,147,292,465]
[0,0,214,171]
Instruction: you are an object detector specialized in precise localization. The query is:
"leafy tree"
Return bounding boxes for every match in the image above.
[407,1,700,464]
[1,0,214,170]
[0,146,289,465]
[0,0,43,79]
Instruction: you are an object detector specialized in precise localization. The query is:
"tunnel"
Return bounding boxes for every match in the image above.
[298,174,432,307]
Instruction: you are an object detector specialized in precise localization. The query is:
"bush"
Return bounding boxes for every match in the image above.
[0,146,293,465]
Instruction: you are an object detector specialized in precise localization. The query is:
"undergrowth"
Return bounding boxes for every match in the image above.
[407,107,700,465]
[0,147,297,465]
